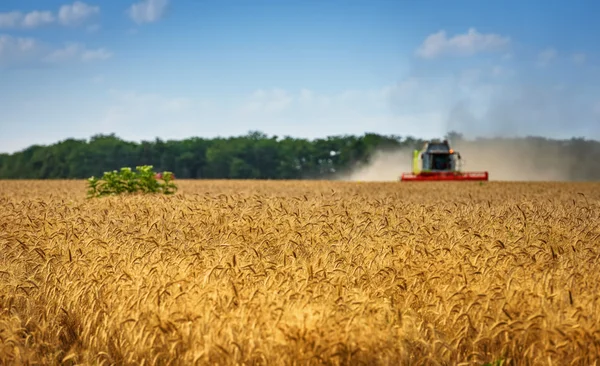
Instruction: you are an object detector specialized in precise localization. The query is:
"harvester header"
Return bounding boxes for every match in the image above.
[400,139,488,181]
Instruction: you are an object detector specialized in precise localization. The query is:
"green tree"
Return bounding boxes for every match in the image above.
[1,131,600,181]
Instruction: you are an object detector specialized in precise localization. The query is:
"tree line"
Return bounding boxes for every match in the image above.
[0,131,599,180]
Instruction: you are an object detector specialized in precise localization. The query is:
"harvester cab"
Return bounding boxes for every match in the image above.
[400,139,488,181]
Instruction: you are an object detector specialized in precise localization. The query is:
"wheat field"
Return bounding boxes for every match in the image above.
[1,179,599,365]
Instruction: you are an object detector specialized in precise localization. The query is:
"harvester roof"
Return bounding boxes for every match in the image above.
[424,139,452,154]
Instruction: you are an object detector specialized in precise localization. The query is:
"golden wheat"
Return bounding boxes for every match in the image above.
[0,179,599,365]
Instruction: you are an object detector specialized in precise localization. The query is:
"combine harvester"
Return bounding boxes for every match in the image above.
[400,139,489,181]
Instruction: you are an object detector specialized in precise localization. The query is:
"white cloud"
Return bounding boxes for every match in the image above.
[22,11,55,28]
[97,86,449,142]
[572,53,586,65]
[0,2,99,29]
[0,12,22,28]
[81,48,112,61]
[537,47,557,66]
[44,43,112,63]
[106,90,198,115]
[44,43,81,62]
[58,1,100,26]
[416,28,511,59]
[224,69,514,139]
[99,90,210,140]
[0,35,37,52]
[128,0,169,24]
[0,35,111,67]
[241,89,294,114]
[238,85,405,119]
[0,34,44,66]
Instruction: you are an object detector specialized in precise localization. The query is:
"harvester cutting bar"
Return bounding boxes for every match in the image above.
[401,171,489,181]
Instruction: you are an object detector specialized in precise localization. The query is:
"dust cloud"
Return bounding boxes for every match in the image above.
[337,148,413,182]
[438,82,585,181]
[339,139,576,182]
[337,71,592,182]
[449,139,573,181]
[337,62,598,182]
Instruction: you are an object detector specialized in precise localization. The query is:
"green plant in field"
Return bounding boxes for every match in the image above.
[135,165,161,194]
[160,171,177,195]
[87,165,177,198]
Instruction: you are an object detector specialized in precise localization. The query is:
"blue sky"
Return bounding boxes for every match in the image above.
[1,0,599,153]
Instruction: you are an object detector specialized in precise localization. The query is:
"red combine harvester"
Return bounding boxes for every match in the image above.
[400,139,489,181]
